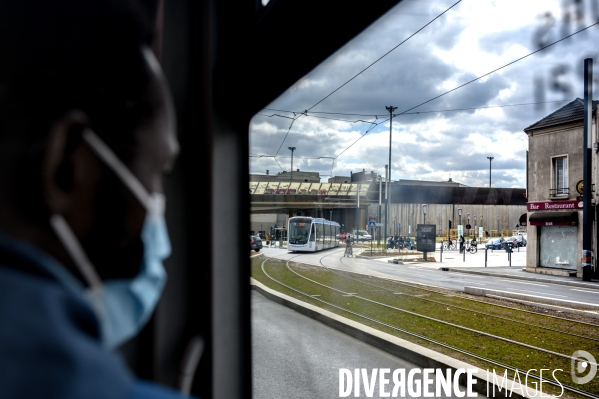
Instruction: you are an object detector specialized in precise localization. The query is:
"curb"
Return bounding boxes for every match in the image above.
[484,294,599,320]
[450,268,599,291]
[251,278,539,399]
[464,286,599,311]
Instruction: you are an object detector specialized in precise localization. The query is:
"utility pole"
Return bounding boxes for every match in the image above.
[487,156,494,188]
[384,164,389,245]
[582,58,593,281]
[385,106,397,242]
[288,146,296,182]
[378,175,382,248]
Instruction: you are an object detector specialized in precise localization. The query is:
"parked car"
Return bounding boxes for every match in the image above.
[485,238,504,250]
[502,236,518,249]
[354,230,372,242]
[512,235,527,247]
[250,235,263,252]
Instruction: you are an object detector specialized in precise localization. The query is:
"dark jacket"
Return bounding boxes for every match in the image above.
[0,234,194,399]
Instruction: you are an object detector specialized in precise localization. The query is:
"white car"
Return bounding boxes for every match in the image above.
[354,230,372,242]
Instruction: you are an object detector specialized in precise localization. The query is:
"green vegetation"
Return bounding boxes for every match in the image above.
[251,257,599,398]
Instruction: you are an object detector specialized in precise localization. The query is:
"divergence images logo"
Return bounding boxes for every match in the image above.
[571,350,597,385]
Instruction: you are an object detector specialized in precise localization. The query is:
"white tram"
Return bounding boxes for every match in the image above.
[287,216,341,252]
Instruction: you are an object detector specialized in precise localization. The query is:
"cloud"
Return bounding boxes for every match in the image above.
[249,0,599,188]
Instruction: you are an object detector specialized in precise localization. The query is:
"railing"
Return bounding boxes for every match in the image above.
[549,187,568,196]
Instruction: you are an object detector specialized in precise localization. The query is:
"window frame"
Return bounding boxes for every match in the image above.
[550,154,569,197]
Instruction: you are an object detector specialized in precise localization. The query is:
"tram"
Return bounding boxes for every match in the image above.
[287,216,341,252]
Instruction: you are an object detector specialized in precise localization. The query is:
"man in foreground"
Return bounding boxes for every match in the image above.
[0,1,194,397]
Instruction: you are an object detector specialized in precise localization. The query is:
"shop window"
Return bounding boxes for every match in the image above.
[539,226,577,270]
[551,155,568,196]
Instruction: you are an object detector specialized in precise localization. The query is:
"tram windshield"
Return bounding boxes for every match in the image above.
[288,219,311,244]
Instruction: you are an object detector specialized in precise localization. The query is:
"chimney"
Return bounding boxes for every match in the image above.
[266,170,269,175]
[297,168,299,172]
[448,177,452,182]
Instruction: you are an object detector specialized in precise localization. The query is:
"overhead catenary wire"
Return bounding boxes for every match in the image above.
[268,0,462,162]
[260,100,569,119]
[330,20,599,162]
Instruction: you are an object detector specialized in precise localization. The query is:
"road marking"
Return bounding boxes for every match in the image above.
[571,288,599,294]
[500,279,547,287]
[505,288,567,297]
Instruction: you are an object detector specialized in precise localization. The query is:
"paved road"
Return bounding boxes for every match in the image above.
[258,245,599,308]
[252,290,461,398]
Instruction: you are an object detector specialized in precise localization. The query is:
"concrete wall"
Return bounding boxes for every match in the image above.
[366,203,527,238]
[526,122,584,202]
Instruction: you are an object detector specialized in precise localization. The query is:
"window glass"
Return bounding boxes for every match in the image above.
[278,182,290,194]
[289,221,311,244]
[288,183,300,194]
[319,183,331,195]
[328,183,341,195]
[254,182,268,194]
[315,222,323,243]
[553,156,568,194]
[539,226,577,269]
[265,182,279,194]
[338,184,351,195]
[249,182,258,194]
[298,182,311,195]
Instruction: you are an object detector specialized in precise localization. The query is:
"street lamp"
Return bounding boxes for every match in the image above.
[467,213,470,237]
[422,204,428,260]
[487,156,494,188]
[288,146,296,182]
[458,208,462,226]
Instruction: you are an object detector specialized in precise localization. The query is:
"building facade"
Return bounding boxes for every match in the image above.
[524,98,598,278]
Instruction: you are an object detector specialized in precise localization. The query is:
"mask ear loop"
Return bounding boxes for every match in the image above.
[82,129,151,212]
[50,214,103,291]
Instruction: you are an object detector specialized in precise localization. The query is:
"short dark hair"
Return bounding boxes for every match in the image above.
[0,0,154,216]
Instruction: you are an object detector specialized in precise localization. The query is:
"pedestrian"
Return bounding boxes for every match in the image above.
[0,1,194,397]
[485,230,489,238]
[266,234,270,245]
[459,235,465,253]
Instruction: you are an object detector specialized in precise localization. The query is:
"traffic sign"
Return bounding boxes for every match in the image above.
[466,224,472,229]
[368,221,376,228]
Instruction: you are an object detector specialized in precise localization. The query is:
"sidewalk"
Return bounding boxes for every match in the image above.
[360,246,599,291]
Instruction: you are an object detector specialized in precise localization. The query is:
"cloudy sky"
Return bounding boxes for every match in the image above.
[249,0,599,188]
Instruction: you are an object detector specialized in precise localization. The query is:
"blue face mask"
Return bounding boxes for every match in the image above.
[50,129,170,349]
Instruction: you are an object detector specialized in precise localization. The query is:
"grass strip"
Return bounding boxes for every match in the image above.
[252,257,599,398]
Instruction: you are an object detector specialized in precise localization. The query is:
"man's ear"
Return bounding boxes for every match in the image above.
[42,111,98,215]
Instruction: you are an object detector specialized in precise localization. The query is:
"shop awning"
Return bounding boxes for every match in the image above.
[518,213,527,226]
[528,211,578,226]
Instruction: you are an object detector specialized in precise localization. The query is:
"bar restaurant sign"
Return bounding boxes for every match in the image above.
[527,200,583,211]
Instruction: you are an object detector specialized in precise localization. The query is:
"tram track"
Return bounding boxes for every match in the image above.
[257,254,599,398]
[320,254,599,342]
[316,248,599,328]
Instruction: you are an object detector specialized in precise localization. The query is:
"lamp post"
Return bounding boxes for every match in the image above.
[288,146,296,182]
[385,107,397,242]
[422,204,428,260]
[496,215,499,236]
[487,156,494,188]
[458,208,462,226]
[467,213,470,237]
